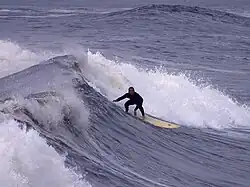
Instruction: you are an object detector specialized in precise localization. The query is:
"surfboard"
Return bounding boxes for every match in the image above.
[129,112,180,129]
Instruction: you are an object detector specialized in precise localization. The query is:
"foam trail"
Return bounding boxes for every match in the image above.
[226,9,250,18]
[3,14,76,18]
[0,119,91,187]
[48,9,78,13]
[0,40,60,78]
[82,50,250,129]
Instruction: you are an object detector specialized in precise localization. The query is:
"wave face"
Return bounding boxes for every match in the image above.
[0,52,250,187]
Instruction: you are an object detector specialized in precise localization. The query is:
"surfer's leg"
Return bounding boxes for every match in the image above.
[138,105,145,117]
[134,105,139,116]
[124,100,133,112]
[135,101,144,117]
[134,102,144,117]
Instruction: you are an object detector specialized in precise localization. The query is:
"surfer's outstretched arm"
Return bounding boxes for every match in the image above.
[113,93,128,102]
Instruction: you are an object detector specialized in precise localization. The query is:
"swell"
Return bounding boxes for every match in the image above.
[105,4,250,27]
[0,7,112,19]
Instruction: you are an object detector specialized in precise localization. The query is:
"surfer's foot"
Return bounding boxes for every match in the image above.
[134,111,137,116]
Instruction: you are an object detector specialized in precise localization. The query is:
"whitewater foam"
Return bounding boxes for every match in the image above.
[0,119,91,187]
[48,9,78,14]
[5,14,76,18]
[226,9,250,18]
[0,9,22,13]
[0,40,61,78]
[0,88,90,132]
[81,50,250,129]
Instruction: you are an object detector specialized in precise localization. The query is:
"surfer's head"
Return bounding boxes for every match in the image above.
[128,87,135,95]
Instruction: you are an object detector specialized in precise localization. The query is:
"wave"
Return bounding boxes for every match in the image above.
[106,4,250,27]
[1,42,249,130]
[0,9,22,13]
[2,5,250,26]
[0,7,121,18]
[0,50,250,187]
[0,8,42,14]
[0,40,62,78]
[8,14,76,18]
[0,14,76,19]
[0,7,77,14]
[82,50,250,129]
[0,7,77,19]
[227,10,250,18]
[48,9,80,14]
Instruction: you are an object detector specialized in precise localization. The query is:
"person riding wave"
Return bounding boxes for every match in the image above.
[113,87,145,117]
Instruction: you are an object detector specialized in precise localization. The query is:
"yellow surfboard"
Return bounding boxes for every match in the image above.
[131,113,180,129]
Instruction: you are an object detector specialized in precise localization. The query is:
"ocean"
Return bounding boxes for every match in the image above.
[0,0,250,186]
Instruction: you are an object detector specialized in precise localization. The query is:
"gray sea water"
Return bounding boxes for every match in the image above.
[0,0,250,187]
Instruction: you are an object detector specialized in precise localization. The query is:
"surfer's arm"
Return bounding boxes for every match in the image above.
[113,93,128,102]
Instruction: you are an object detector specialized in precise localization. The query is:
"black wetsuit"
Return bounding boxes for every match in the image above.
[116,92,145,116]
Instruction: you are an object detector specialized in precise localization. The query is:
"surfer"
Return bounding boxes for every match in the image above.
[113,87,145,117]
